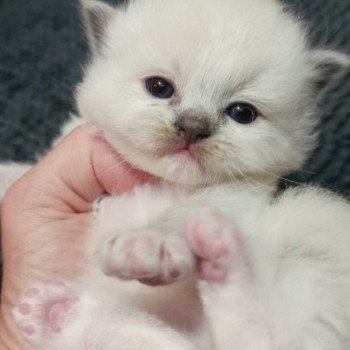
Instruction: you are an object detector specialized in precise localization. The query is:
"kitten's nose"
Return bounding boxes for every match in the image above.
[175,115,211,144]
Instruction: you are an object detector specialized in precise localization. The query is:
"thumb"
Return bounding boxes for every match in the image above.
[91,133,155,197]
[6,125,152,215]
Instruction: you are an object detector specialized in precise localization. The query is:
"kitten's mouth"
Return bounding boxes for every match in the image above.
[173,148,194,162]
[172,140,198,162]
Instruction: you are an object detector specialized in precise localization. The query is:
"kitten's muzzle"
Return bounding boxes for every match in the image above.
[174,114,211,146]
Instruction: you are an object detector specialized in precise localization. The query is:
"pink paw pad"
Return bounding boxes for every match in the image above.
[24,288,39,298]
[185,208,241,283]
[12,281,78,343]
[23,324,36,336]
[19,303,31,315]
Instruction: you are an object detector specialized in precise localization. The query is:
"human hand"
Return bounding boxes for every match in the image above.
[0,125,152,349]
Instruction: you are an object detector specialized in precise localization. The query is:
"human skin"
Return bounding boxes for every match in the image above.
[0,126,152,349]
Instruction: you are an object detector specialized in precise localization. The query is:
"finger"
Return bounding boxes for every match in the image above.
[5,125,153,214]
[91,133,156,196]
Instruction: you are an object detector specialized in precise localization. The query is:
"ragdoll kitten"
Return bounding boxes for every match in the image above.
[4,0,350,349]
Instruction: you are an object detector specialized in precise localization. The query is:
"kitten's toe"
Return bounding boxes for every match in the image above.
[100,229,195,285]
[12,281,79,344]
[185,208,244,283]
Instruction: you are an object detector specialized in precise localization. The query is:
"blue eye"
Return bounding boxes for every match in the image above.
[226,103,258,124]
[145,77,174,99]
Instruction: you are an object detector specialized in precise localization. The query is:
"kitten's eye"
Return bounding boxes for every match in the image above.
[226,103,258,124]
[145,77,174,99]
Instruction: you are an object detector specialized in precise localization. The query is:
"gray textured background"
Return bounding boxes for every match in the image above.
[0,0,349,197]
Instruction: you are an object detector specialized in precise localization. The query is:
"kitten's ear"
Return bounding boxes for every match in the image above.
[80,0,114,55]
[309,49,350,94]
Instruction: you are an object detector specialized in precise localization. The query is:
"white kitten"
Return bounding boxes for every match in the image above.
[7,0,350,349]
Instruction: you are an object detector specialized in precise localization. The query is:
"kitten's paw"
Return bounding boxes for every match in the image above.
[100,229,195,285]
[185,208,243,283]
[12,281,78,343]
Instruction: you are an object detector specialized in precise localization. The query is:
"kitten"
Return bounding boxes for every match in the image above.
[6,0,350,349]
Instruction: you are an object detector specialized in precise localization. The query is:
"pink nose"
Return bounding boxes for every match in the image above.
[175,115,211,144]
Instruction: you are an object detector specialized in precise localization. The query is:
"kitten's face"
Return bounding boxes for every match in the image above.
[77,0,348,186]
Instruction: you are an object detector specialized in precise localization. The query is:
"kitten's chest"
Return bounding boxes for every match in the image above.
[92,184,183,232]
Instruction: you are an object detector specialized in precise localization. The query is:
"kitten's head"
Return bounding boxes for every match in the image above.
[77,0,350,186]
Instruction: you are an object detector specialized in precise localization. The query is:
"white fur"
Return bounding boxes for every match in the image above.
[78,0,320,186]
[4,0,350,349]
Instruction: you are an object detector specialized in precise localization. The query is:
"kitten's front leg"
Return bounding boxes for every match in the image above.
[97,205,247,286]
[185,208,251,283]
[95,185,264,286]
[98,224,196,285]
[185,210,273,350]
[98,206,271,350]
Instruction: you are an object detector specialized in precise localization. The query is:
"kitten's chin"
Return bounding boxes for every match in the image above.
[103,137,218,187]
[158,154,208,186]
[132,156,205,186]
[120,148,211,187]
